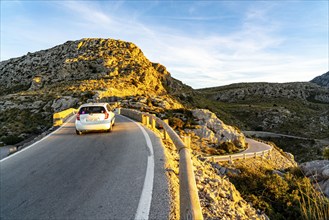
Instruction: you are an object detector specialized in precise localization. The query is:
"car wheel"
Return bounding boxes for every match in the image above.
[107,124,112,132]
[76,129,82,135]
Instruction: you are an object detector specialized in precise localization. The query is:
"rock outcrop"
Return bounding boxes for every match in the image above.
[193,156,267,219]
[190,109,246,148]
[0,38,191,96]
[51,96,79,112]
[311,71,329,88]
[300,160,329,197]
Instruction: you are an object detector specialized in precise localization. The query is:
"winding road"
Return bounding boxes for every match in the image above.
[0,115,170,220]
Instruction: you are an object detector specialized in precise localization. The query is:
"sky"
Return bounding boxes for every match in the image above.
[1,0,328,88]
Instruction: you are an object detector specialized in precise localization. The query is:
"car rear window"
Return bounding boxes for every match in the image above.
[79,106,106,114]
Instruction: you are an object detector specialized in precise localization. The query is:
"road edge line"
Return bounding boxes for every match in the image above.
[0,115,75,163]
[121,115,155,220]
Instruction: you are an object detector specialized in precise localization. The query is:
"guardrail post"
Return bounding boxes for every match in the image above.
[261,151,265,160]
[151,115,156,129]
[183,136,191,148]
[229,155,234,164]
[145,115,149,127]
[163,119,169,140]
[53,113,63,127]
[254,152,257,158]
[142,114,146,125]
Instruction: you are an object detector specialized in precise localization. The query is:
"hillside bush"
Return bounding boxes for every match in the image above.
[1,135,24,145]
[228,166,329,219]
[218,141,238,154]
[0,108,52,145]
[323,146,329,159]
[169,117,184,130]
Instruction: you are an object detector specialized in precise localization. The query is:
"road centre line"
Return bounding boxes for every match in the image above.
[121,115,155,220]
[0,115,75,163]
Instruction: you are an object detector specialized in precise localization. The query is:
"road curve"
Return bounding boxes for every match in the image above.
[0,115,170,220]
[243,138,272,153]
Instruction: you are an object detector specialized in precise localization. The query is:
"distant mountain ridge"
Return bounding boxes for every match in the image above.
[311,71,329,88]
[198,82,329,103]
[195,81,329,140]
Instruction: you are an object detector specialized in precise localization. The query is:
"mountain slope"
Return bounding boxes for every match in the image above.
[311,71,329,88]
[0,38,191,96]
[0,38,192,145]
[195,82,329,162]
[196,82,329,139]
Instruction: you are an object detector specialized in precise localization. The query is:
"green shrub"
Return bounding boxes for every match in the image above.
[1,135,24,145]
[323,146,329,159]
[217,141,238,154]
[169,117,184,130]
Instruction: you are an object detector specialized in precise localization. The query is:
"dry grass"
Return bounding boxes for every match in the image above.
[297,176,329,220]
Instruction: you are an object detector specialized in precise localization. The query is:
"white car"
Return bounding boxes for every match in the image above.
[75,103,115,135]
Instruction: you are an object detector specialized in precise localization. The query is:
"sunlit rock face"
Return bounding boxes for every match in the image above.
[0,38,191,146]
[0,38,190,97]
[191,109,246,148]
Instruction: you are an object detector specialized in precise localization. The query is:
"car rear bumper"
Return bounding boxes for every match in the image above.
[75,121,112,131]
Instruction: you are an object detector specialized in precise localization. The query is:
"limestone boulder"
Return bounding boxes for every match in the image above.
[300,160,329,197]
[51,96,79,112]
[191,109,246,148]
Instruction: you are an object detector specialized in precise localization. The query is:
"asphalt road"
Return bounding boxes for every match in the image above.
[0,115,170,220]
[243,138,272,153]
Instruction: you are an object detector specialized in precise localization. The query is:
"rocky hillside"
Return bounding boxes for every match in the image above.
[0,38,195,145]
[311,71,329,88]
[196,82,329,139]
[194,82,329,162]
[0,38,245,152]
[198,82,329,103]
[0,38,191,96]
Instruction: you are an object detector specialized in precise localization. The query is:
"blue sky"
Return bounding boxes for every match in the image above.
[1,0,328,88]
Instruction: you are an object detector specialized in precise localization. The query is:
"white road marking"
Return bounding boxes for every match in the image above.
[121,115,155,220]
[0,115,76,163]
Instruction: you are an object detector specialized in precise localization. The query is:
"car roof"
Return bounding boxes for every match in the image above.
[79,103,108,108]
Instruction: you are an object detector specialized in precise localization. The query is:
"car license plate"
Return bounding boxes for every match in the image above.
[87,117,98,122]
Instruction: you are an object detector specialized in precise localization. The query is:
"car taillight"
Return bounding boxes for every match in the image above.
[105,112,109,119]
[77,113,80,121]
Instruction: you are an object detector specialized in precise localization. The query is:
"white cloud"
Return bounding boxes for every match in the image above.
[56,1,112,25]
[1,1,327,88]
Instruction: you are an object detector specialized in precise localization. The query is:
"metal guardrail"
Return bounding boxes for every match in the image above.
[207,146,272,163]
[53,108,77,126]
[120,108,203,220]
